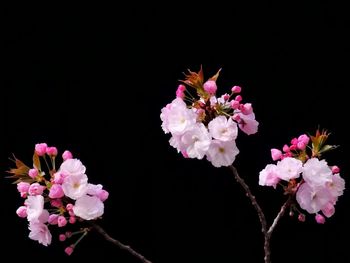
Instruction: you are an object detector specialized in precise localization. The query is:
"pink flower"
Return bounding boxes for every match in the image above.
[276,157,302,181]
[327,173,345,199]
[231,85,241,93]
[46,147,58,156]
[62,150,73,160]
[203,80,217,95]
[28,221,52,246]
[35,143,47,156]
[240,103,253,115]
[65,246,74,256]
[73,195,104,220]
[60,159,86,177]
[208,116,238,142]
[58,216,67,227]
[25,195,44,221]
[62,173,88,200]
[16,206,28,218]
[28,183,45,196]
[87,184,103,195]
[59,234,66,241]
[259,164,280,188]
[49,184,64,199]
[298,134,310,145]
[315,214,325,224]
[28,169,39,179]
[206,139,239,167]
[237,112,259,135]
[270,149,282,161]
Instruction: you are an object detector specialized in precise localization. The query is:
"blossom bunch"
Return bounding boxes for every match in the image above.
[259,130,345,223]
[8,143,109,255]
[160,67,259,167]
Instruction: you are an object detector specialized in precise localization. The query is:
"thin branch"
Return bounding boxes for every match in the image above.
[267,196,292,236]
[91,222,152,263]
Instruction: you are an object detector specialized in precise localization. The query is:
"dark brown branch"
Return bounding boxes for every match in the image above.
[91,222,152,263]
[267,197,292,236]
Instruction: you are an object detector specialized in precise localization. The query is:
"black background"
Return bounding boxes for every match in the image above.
[2,2,350,262]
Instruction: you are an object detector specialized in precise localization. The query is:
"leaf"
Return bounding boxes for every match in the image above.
[209,68,222,81]
[319,144,338,154]
[33,152,41,170]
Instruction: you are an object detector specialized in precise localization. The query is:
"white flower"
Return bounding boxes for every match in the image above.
[296,182,333,214]
[169,135,184,153]
[87,183,103,196]
[208,116,238,142]
[259,164,280,188]
[62,173,88,200]
[166,98,197,135]
[160,104,171,133]
[180,123,211,159]
[73,195,104,220]
[276,157,302,181]
[25,195,44,222]
[28,221,52,246]
[59,158,86,177]
[302,158,332,188]
[206,139,239,167]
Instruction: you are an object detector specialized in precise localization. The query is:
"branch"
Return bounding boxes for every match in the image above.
[267,196,292,236]
[91,222,153,263]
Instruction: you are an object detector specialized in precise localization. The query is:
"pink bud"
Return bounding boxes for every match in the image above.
[230,100,240,110]
[98,189,109,202]
[322,203,335,218]
[235,95,242,102]
[298,134,310,145]
[16,206,27,218]
[69,216,76,224]
[289,145,297,151]
[66,203,74,211]
[181,151,189,158]
[223,94,230,101]
[203,80,217,95]
[59,234,66,241]
[282,144,290,153]
[28,169,39,179]
[28,183,45,196]
[240,103,253,115]
[331,166,340,174]
[49,184,64,199]
[298,214,305,222]
[53,172,66,184]
[51,199,63,208]
[290,138,298,146]
[58,216,67,227]
[20,192,27,198]
[46,146,58,156]
[231,85,241,93]
[297,141,306,150]
[65,246,74,256]
[315,214,325,224]
[176,84,186,99]
[17,182,30,194]
[62,150,73,161]
[48,214,59,225]
[271,149,282,161]
[232,114,241,122]
[35,143,48,156]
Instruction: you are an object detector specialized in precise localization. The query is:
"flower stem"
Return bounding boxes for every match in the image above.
[90,222,152,263]
[228,165,292,263]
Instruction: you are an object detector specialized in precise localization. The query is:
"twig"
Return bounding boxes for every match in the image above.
[91,222,152,263]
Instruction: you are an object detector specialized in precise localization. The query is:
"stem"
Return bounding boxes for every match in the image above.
[228,165,293,263]
[90,222,152,263]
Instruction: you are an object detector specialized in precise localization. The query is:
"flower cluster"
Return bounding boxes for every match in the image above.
[259,130,345,223]
[160,67,259,167]
[8,143,109,255]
